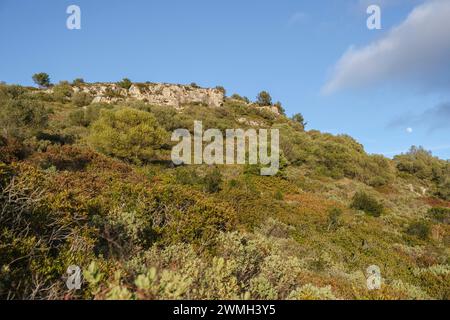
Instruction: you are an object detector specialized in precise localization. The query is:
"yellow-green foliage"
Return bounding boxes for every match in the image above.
[0,163,96,299]
[0,92,49,140]
[350,191,384,217]
[275,124,395,186]
[395,146,450,200]
[89,108,169,164]
[0,83,448,300]
[52,81,73,103]
[71,91,93,107]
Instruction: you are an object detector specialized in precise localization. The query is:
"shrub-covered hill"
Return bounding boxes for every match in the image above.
[0,81,449,300]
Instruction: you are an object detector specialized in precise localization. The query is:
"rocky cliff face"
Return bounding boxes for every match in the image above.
[73,83,225,108]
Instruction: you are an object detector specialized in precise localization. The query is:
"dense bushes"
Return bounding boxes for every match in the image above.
[68,103,112,127]
[0,162,237,298]
[230,94,250,103]
[0,95,49,140]
[350,191,384,217]
[72,78,85,86]
[406,221,431,240]
[0,137,28,163]
[276,124,394,186]
[395,146,450,200]
[89,108,169,164]
[71,91,93,107]
[435,177,450,201]
[0,164,95,299]
[0,83,449,300]
[82,229,339,300]
[427,207,450,224]
[256,91,272,106]
[203,167,222,193]
[117,78,132,90]
[327,207,343,231]
[395,146,443,180]
[32,73,51,88]
[53,81,73,102]
[31,145,96,171]
[149,186,236,247]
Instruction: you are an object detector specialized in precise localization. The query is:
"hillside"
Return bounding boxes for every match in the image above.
[0,80,449,300]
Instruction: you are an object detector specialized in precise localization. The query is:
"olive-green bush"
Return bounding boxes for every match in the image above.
[89,108,168,164]
[350,191,384,217]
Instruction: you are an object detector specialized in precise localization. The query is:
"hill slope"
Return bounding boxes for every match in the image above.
[0,81,449,300]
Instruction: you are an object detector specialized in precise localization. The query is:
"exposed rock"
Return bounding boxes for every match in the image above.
[237,117,263,127]
[420,187,428,196]
[71,83,225,108]
[45,82,282,115]
[255,105,281,116]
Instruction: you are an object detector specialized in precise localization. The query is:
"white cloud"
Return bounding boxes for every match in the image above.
[323,0,450,94]
[406,127,413,133]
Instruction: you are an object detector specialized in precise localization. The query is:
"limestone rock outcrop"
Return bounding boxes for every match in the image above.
[72,83,225,108]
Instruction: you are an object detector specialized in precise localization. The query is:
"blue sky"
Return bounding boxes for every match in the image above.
[1,0,449,159]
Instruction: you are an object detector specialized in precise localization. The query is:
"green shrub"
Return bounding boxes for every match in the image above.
[149,186,236,247]
[0,137,29,163]
[203,167,222,193]
[104,87,123,98]
[0,98,49,140]
[215,86,226,96]
[394,146,449,200]
[145,105,184,131]
[72,91,92,107]
[228,179,239,188]
[251,254,304,299]
[0,84,26,99]
[68,109,89,127]
[34,145,95,171]
[406,221,431,240]
[350,191,384,217]
[174,167,202,186]
[0,165,95,299]
[413,265,450,300]
[72,78,85,86]
[256,91,272,106]
[274,190,284,200]
[395,146,441,180]
[274,101,285,115]
[394,146,450,200]
[52,81,73,102]
[117,78,132,90]
[427,207,450,224]
[276,124,393,185]
[89,108,168,164]
[327,207,343,231]
[32,73,51,88]
[69,103,113,127]
[288,284,337,300]
[230,94,250,103]
[291,113,307,130]
[436,178,450,201]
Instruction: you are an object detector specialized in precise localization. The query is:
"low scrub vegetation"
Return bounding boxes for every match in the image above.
[350,191,384,217]
[0,81,448,300]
